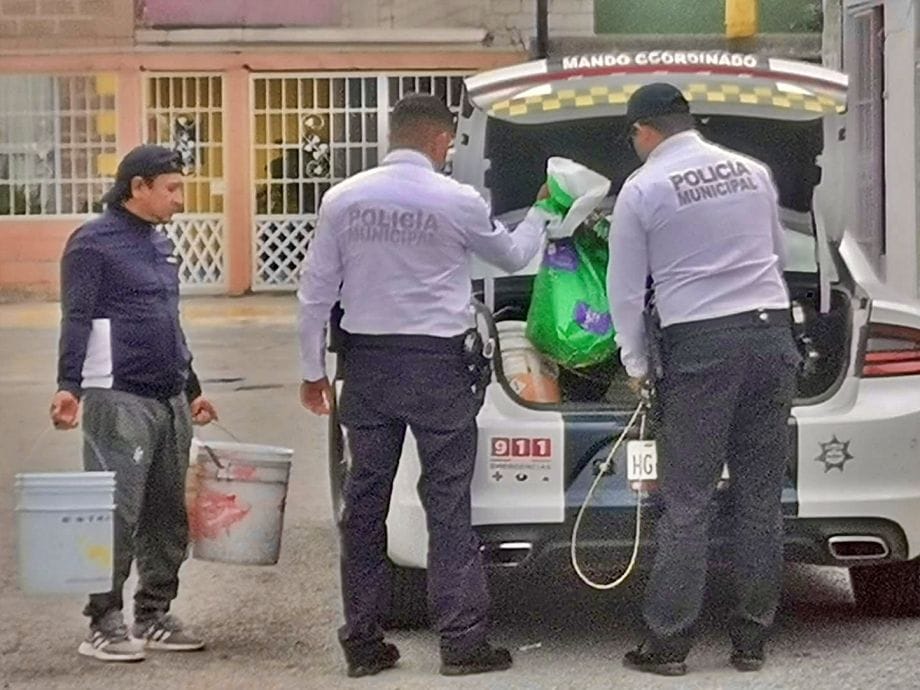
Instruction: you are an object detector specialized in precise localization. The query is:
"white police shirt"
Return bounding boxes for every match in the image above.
[608,130,790,379]
[298,149,546,381]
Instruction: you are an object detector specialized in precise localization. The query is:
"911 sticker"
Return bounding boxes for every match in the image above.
[488,436,554,481]
[473,422,564,523]
[491,437,552,460]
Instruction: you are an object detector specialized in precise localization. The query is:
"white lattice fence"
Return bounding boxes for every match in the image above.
[251,72,468,290]
[163,214,226,290]
[253,217,315,288]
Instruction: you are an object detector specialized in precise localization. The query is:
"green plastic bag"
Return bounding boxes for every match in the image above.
[526,220,617,369]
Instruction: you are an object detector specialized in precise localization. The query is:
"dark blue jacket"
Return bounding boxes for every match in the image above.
[57,205,201,402]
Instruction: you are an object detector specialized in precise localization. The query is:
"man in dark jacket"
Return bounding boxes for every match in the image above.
[50,145,218,663]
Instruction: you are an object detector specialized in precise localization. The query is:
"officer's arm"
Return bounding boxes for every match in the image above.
[766,173,788,274]
[57,242,103,398]
[607,184,650,379]
[462,190,546,273]
[298,202,343,382]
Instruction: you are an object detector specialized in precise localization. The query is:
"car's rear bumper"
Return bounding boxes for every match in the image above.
[474,513,909,571]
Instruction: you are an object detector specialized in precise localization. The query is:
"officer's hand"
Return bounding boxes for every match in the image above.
[627,377,647,397]
[190,396,219,426]
[536,183,550,201]
[50,390,80,430]
[301,378,332,416]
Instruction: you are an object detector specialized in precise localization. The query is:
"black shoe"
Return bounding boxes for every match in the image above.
[346,642,400,678]
[440,642,513,676]
[623,646,687,677]
[730,644,765,672]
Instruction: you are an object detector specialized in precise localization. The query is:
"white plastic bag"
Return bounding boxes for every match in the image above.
[537,157,612,240]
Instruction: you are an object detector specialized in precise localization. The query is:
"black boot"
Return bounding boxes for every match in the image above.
[345,641,400,678]
[440,642,513,676]
[730,641,765,672]
[623,644,688,677]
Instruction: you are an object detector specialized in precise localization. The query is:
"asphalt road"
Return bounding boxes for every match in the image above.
[2,297,918,690]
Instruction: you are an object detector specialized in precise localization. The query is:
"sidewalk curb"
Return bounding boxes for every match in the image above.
[0,297,298,330]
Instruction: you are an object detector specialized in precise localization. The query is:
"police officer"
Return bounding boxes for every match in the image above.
[298,94,548,678]
[50,145,217,662]
[607,84,800,676]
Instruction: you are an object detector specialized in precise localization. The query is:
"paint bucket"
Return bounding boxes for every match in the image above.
[496,321,561,403]
[187,440,293,566]
[15,472,116,595]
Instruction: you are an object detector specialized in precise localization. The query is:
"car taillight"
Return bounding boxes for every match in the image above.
[862,324,920,377]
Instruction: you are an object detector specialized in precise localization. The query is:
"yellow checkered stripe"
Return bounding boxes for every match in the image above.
[489,83,845,117]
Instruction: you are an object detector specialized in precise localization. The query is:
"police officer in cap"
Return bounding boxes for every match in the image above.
[298,93,548,678]
[607,83,801,676]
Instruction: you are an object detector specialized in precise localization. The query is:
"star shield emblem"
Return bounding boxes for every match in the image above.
[815,436,854,473]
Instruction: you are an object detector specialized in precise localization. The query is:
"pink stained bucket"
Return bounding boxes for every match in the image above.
[186,441,293,566]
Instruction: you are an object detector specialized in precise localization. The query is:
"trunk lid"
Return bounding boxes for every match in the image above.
[458,50,848,308]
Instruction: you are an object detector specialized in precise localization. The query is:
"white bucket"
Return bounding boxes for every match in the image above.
[496,321,561,403]
[187,440,293,566]
[15,472,115,595]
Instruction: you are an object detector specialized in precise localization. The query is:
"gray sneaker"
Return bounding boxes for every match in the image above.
[133,614,205,651]
[78,610,146,662]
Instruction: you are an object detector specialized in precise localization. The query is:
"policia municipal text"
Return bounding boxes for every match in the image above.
[297,94,549,678]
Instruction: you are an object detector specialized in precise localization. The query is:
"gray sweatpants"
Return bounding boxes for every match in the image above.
[81,388,193,625]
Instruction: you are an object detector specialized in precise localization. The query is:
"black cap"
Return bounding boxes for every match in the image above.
[625,83,691,128]
[101,144,184,205]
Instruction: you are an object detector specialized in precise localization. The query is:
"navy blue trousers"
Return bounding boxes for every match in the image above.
[643,310,800,656]
[336,334,489,657]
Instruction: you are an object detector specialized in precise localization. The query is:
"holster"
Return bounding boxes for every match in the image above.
[644,305,664,391]
[462,327,492,408]
[643,303,664,432]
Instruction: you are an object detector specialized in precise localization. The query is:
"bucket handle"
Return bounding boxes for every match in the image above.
[197,420,242,443]
[194,421,244,471]
[22,426,113,473]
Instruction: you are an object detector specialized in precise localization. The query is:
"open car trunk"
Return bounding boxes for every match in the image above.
[469,113,852,410]
[474,275,852,409]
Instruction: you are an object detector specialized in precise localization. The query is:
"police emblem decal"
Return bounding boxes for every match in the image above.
[815,435,854,473]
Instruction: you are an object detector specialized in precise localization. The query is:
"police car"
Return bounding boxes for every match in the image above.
[328,50,920,625]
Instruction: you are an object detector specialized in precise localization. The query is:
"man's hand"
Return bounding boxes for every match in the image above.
[301,378,333,416]
[628,376,648,398]
[536,182,550,201]
[50,390,80,430]
[190,396,218,426]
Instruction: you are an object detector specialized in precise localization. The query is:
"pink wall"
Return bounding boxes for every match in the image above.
[140,0,341,27]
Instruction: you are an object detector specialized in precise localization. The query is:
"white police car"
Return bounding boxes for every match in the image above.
[329,51,920,625]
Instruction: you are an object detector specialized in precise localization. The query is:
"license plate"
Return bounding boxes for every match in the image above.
[626,441,730,483]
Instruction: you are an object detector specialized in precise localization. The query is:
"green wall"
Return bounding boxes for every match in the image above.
[595,1,823,35]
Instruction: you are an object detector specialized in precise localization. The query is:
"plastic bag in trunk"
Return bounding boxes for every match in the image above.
[526,158,617,369]
[526,219,617,369]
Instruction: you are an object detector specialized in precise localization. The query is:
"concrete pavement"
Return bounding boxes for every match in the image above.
[2,296,919,690]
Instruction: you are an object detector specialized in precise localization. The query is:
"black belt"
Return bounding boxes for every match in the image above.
[662,308,791,343]
[344,332,466,354]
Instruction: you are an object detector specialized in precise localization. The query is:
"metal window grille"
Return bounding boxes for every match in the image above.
[145,75,226,291]
[0,74,117,217]
[251,72,468,290]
